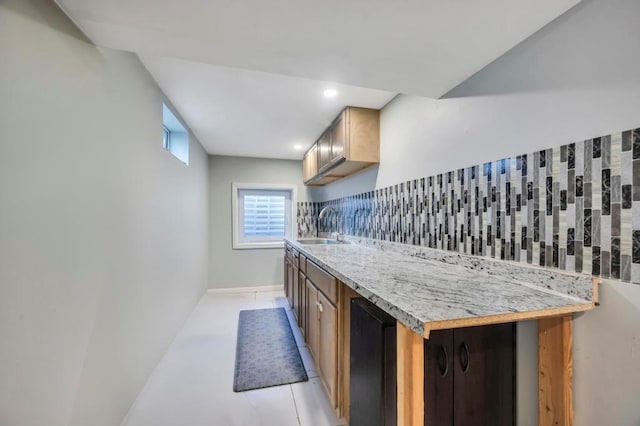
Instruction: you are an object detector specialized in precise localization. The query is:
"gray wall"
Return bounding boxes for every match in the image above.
[208,155,312,289]
[313,0,640,424]
[0,1,209,426]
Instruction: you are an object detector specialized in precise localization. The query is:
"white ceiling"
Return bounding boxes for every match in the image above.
[140,56,395,159]
[56,0,580,159]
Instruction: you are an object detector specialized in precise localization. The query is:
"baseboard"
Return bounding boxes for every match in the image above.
[207,285,283,294]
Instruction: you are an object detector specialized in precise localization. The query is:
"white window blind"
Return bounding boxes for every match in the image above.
[232,184,296,249]
[242,193,286,237]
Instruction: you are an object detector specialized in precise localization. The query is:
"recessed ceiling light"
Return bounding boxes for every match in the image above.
[293,144,303,150]
[323,89,338,98]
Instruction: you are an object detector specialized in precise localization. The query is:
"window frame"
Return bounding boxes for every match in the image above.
[162,102,189,165]
[231,183,297,250]
[162,125,171,150]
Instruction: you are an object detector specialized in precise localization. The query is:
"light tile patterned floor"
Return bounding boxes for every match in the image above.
[122,290,347,426]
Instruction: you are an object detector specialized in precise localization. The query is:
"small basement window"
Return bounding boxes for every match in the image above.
[232,183,297,249]
[162,103,189,164]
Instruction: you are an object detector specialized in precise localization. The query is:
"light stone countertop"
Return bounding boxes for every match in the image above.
[285,237,597,337]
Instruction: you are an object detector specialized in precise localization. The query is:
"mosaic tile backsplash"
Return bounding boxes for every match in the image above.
[297,127,640,284]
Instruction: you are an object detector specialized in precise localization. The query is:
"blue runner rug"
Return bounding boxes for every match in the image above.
[233,307,308,392]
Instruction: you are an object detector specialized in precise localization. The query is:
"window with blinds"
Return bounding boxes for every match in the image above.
[241,192,286,237]
[232,184,295,249]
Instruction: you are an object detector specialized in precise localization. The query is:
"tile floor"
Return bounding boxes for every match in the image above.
[123,289,347,426]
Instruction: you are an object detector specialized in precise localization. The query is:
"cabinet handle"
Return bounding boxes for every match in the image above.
[459,342,470,373]
[437,345,449,377]
[317,301,324,313]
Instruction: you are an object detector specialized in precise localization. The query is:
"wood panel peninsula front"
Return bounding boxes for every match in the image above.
[284,237,598,426]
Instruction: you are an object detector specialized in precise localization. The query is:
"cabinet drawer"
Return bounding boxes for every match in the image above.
[306,261,337,305]
[300,254,307,273]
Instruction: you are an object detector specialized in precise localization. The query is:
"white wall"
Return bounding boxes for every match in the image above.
[573,281,640,425]
[321,0,640,201]
[208,155,312,289]
[0,1,209,425]
[315,0,640,424]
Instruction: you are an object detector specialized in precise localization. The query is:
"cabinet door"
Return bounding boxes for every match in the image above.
[303,145,318,182]
[292,264,299,320]
[330,110,347,163]
[299,270,307,336]
[308,144,318,179]
[286,260,294,309]
[424,329,454,426]
[452,323,515,426]
[302,152,310,182]
[318,129,332,171]
[283,254,289,297]
[306,280,320,360]
[318,291,338,408]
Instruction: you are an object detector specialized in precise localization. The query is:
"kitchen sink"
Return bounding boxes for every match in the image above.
[296,238,348,245]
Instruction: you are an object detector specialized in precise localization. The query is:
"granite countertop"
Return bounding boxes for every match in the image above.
[285,237,597,337]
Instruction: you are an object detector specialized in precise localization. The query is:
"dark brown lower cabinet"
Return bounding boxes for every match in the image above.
[425,329,454,426]
[349,298,397,426]
[425,323,515,426]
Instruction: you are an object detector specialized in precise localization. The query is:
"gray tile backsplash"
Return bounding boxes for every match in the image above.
[298,127,640,284]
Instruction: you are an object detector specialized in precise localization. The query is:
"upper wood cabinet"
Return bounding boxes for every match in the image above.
[303,106,380,186]
[318,129,332,170]
[303,144,318,182]
[303,142,338,186]
[329,111,346,164]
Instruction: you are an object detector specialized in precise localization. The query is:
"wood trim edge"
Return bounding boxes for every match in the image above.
[423,303,593,339]
[538,316,573,426]
[592,277,601,305]
[397,321,424,426]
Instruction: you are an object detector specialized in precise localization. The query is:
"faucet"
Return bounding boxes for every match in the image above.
[318,206,341,240]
